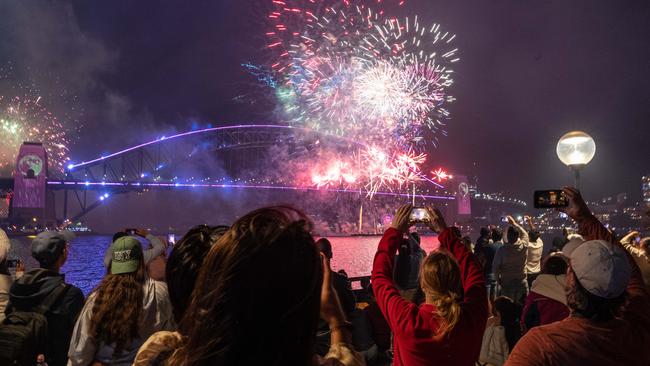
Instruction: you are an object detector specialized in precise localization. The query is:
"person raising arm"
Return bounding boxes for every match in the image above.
[371,204,488,366]
[506,187,650,366]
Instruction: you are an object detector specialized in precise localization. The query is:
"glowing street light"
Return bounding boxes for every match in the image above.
[556,131,595,189]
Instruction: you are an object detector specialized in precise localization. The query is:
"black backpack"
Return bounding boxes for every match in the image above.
[0,281,68,366]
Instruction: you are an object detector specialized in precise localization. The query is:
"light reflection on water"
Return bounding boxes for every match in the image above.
[11,234,439,296]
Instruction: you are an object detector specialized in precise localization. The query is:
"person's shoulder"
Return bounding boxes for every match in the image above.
[509,326,549,360]
[134,331,184,366]
[64,283,84,297]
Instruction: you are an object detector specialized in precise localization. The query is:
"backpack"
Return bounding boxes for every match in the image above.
[0,281,68,366]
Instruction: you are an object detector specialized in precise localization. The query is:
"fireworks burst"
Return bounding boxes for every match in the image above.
[431,167,451,183]
[259,1,458,195]
[265,2,458,149]
[306,145,425,197]
[0,95,70,175]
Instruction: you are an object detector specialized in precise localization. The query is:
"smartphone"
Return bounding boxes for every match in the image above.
[126,228,137,236]
[534,190,568,209]
[168,233,176,245]
[409,207,429,223]
[501,216,508,223]
[6,259,19,268]
[635,236,642,244]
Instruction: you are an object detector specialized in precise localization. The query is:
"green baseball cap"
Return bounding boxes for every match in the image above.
[110,236,143,274]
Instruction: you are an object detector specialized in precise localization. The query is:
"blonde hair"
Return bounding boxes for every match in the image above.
[419,251,462,336]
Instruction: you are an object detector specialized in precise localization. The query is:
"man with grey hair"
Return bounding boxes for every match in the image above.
[506,187,650,365]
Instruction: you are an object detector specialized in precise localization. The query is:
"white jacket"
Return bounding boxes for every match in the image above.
[479,320,509,366]
[67,278,175,366]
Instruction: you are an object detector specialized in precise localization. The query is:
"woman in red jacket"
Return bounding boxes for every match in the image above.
[371,205,488,366]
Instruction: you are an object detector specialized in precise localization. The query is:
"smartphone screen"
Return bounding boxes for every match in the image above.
[534,190,568,209]
[168,233,176,244]
[409,208,429,222]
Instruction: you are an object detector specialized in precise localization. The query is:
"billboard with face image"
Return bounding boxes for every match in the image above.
[13,143,48,208]
[455,175,472,216]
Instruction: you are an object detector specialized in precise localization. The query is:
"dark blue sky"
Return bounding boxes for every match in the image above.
[1,1,649,201]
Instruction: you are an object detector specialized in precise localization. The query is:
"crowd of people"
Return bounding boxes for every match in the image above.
[0,187,648,365]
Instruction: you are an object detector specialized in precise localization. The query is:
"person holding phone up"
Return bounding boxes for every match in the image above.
[371,204,488,366]
[620,230,650,293]
[102,228,167,279]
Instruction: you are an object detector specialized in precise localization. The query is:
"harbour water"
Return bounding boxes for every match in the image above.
[10,234,440,295]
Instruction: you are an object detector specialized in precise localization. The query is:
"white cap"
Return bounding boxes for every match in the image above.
[570,240,631,299]
[0,229,9,263]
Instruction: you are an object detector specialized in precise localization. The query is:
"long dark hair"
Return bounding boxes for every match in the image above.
[166,225,228,323]
[172,206,321,366]
[88,257,146,352]
[493,296,521,351]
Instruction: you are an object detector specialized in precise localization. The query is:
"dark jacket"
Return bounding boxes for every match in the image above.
[8,268,85,366]
[394,237,426,290]
[332,270,356,315]
[478,241,503,279]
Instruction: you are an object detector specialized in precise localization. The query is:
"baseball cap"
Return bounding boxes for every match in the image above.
[110,236,143,274]
[0,228,10,263]
[570,239,631,299]
[32,231,75,266]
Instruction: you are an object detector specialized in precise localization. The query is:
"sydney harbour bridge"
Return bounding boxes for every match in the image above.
[3,124,525,228]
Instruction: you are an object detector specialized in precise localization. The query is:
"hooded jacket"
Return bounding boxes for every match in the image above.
[521,274,569,332]
[8,268,85,366]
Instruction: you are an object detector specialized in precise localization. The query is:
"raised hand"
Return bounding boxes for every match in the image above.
[319,253,344,326]
[561,187,591,221]
[425,206,448,234]
[391,204,413,233]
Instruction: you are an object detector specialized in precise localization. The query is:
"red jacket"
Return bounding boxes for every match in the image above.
[371,228,488,366]
[521,290,569,333]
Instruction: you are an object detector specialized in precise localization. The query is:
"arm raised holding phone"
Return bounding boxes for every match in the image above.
[371,204,487,366]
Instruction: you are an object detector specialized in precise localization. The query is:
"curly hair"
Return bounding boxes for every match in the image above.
[171,206,321,366]
[419,251,463,336]
[88,257,145,352]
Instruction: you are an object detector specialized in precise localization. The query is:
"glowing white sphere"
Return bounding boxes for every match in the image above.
[556,131,596,166]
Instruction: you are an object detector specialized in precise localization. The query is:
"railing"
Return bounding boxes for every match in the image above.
[348,275,372,304]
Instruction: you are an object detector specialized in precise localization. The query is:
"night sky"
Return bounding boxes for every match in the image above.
[1,0,649,203]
